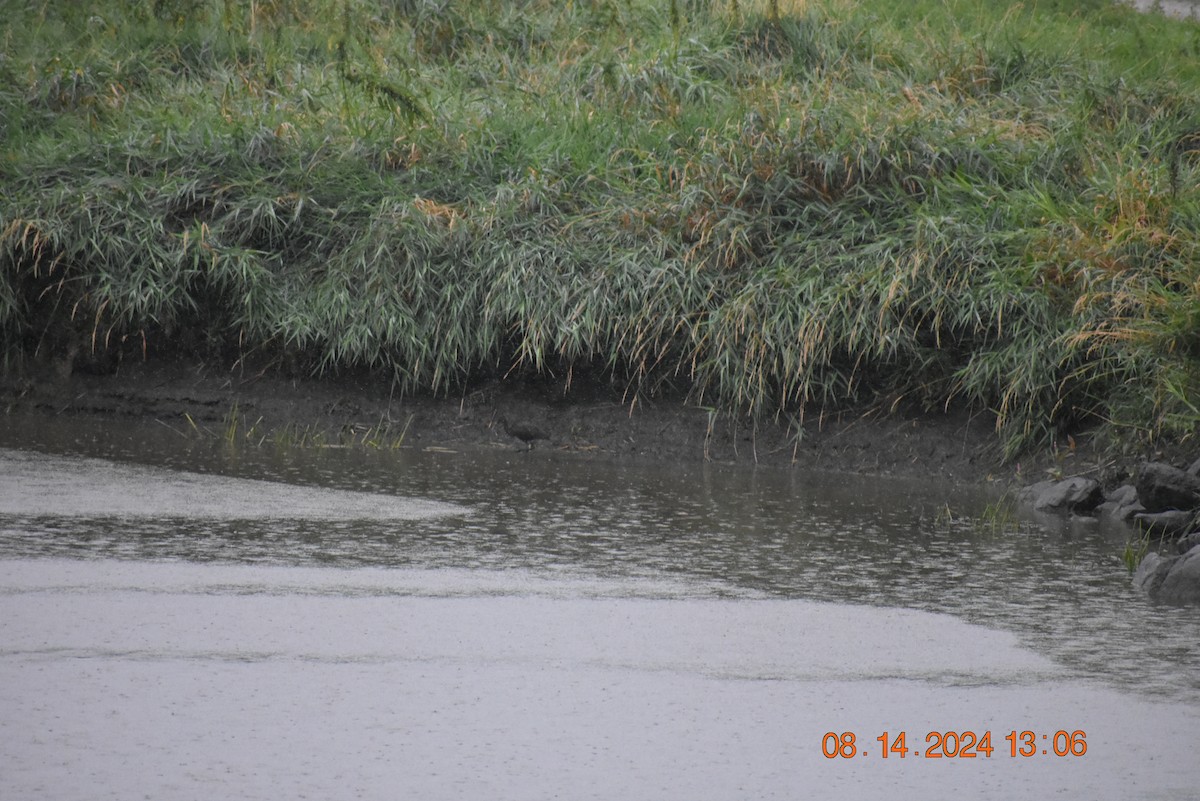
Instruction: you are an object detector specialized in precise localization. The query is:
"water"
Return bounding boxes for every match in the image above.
[1,415,1198,799]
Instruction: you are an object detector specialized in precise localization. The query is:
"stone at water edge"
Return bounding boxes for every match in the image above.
[1096,484,1144,521]
[1018,476,1104,513]
[1136,462,1200,513]
[1179,531,1200,553]
[1132,543,1200,605]
[1134,552,1176,599]
[1158,545,1200,605]
[1134,510,1199,539]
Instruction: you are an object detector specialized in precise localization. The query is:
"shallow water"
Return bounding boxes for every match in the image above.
[1,416,1198,799]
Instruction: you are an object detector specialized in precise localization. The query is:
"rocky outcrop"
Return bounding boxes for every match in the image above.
[1096,484,1143,520]
[1018,476,1104,513]
[1133,509,1199,538]
[1127,459,1200,603]
[1015,459,1200,604]
[1181,531,1200,552]
[1134,551,1175,598]
[1160,546,1200,604]
[1019,460,1200,527]
[1135,462,1200,513]
[1135,545,1200,605]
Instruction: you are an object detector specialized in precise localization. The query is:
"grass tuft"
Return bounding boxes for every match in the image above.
[1121,534,1151,573]
[3,0,1200,458]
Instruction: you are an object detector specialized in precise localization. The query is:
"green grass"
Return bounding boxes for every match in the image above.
[167,402,413,450]
[1121,533,1151,573]
[3,0,1200,458]
[978,491,1021,534]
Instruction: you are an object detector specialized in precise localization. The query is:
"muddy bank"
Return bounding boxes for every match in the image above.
[0,357,1126,487]
[9,357,1200,605]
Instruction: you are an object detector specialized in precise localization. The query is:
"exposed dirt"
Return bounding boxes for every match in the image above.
[1,355,1135,488]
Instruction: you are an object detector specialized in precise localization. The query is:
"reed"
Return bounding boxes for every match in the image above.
[1121,535,1151,574]
[3,0,1199,458]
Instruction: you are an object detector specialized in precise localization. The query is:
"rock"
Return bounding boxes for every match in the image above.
[1178,531,1200,554]
[1133,510,1198,538]
[1158,545,1200,604]
[1018,480,1054,505]
[1018,477,1104,513]
[1189,456,1200,476]
[1136,462,1200,513]
[1096,484,1144,521]
[1133,551,1176,598]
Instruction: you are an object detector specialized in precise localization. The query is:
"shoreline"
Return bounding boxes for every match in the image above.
[0,357,1125,487]
[10,357,1200,604]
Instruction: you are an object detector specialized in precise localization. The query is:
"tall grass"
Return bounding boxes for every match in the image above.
[2,0,1199,456]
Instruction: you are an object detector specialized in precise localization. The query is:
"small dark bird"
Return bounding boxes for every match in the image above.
[498,415,549,451]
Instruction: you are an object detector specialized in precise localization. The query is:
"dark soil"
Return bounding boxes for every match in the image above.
[0,355,1129,487]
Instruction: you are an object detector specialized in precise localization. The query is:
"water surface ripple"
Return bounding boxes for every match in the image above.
[1,419,1198,799]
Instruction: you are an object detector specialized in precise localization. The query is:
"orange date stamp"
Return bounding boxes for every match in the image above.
[822,730,1088,759]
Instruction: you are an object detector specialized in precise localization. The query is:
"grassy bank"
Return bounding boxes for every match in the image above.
[2,0,1199,457]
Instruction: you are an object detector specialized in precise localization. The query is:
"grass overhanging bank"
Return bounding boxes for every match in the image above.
[2,0,1199,459]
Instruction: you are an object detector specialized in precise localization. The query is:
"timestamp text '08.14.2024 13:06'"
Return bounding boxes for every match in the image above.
[822,730,1088,760]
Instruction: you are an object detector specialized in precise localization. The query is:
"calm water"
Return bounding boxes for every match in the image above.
[1,415,1198,799]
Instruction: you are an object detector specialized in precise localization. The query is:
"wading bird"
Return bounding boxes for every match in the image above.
[498,415,549,451]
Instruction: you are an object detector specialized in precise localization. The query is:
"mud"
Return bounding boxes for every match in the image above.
[2,356,1121,487]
